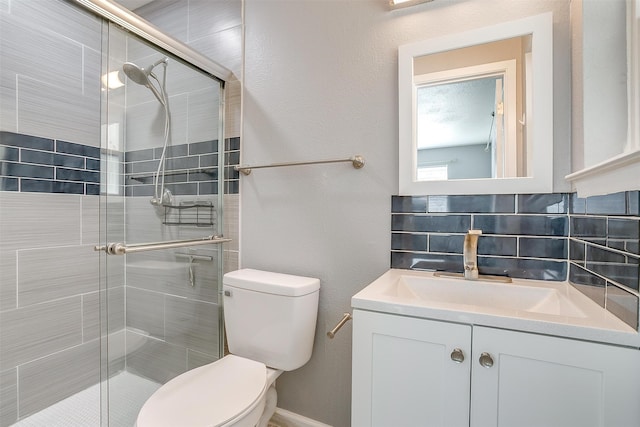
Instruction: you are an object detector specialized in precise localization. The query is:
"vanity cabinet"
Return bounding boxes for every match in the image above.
[351,309,640,427]
[351,309,472,427]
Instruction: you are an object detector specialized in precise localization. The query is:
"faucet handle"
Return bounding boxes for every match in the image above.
[468,229,482,235]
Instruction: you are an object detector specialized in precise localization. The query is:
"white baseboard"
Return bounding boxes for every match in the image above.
[269,408,333,427]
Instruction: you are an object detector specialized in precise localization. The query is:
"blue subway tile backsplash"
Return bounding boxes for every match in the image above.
[479,257,567,281]
[429,194,515,213]
[391,192,640,329]
[583,192,628,215]
[570,216,607,238]
[517,193,568,214]
[1,131,240,196]
[392,214,471,233]
[519,237,567,259]
[474,215,568,236]
[478,236,518,256]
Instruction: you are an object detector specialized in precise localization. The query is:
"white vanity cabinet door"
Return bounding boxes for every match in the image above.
[351,310,472,427]
[470,326,640,427]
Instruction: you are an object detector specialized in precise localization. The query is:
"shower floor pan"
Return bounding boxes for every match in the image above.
[12,372,160,427]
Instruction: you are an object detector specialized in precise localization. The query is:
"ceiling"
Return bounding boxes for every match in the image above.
[416,77,499,150]
[113,0,154,12]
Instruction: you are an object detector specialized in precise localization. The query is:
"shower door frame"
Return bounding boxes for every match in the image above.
[72,0,232,83]
[72,1,233,425]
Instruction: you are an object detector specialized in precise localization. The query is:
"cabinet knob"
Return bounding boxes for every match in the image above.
[450,348,465,363]
[479,352,494,368]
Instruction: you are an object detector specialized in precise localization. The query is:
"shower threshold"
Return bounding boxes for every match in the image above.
[12,372,160,427]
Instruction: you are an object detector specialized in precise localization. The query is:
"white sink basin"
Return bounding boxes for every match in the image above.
[385,274,587,318]
[352,269,638,347]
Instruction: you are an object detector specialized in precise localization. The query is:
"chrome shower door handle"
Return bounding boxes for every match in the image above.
[94,235,231,255]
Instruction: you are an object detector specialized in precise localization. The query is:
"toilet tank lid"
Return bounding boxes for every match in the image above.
[223,269,320,296]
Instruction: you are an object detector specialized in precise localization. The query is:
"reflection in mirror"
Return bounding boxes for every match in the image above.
[399,13,553,195]
[414,36,531,181]
[416,76,499,180]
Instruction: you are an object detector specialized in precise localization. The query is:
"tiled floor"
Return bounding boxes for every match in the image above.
[12,372,160,427]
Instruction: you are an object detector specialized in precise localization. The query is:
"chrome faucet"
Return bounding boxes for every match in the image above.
[463,229,482,280]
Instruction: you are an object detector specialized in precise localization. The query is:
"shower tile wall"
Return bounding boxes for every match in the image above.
[123,136,240,197]
[0,0,243,424]
[134,0,242,276]
[122,0,243,384]
[391,192,640,329]
[0,2,109,425]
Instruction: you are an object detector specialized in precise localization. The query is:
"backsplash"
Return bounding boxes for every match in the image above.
[391,192,640,329]
[568,192,639,328]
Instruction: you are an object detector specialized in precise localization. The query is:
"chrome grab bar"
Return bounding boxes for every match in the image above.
[94,235,231,255]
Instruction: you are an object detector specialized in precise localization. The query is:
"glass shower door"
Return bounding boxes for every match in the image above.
[99,22,226,426]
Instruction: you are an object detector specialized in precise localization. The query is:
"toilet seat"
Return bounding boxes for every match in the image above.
[136,355,267,427]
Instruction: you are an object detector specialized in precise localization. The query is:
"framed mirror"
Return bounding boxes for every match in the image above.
[399,12,553,195]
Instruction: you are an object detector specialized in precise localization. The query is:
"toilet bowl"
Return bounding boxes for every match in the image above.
[135,269,320,427]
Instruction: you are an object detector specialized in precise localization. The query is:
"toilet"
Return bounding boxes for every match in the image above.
[135,269,320,427]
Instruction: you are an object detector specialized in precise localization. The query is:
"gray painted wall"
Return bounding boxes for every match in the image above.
[418,144,492,180]
[242,1,571,426]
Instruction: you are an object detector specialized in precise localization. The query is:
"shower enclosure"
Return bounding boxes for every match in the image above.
[0,0,234,425]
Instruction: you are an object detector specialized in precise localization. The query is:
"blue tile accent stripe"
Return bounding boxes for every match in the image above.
[0,131,101,195]
[124,137,240,196]
[391,192,640,330]
[1,132,241,196]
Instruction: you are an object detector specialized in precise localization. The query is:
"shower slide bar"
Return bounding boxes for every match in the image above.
[235,155,365,176]
[94,235,231,255]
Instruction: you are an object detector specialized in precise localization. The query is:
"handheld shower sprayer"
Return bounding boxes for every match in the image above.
[122,57,169,105]
[122,57,173,206]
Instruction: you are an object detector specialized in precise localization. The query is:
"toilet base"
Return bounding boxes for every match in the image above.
[228,368,281,427]
[257,385,277,427]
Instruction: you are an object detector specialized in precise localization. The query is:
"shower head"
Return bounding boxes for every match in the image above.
[122,57,168,104]
[122,62,151,86]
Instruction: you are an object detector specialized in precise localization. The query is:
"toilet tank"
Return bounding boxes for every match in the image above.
[223,269,320,371]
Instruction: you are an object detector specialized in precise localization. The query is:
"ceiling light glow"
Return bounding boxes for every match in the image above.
[101,70,124,90]
[389,0,434,9]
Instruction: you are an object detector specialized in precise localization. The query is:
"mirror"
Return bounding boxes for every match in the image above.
[399,13,553,195]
